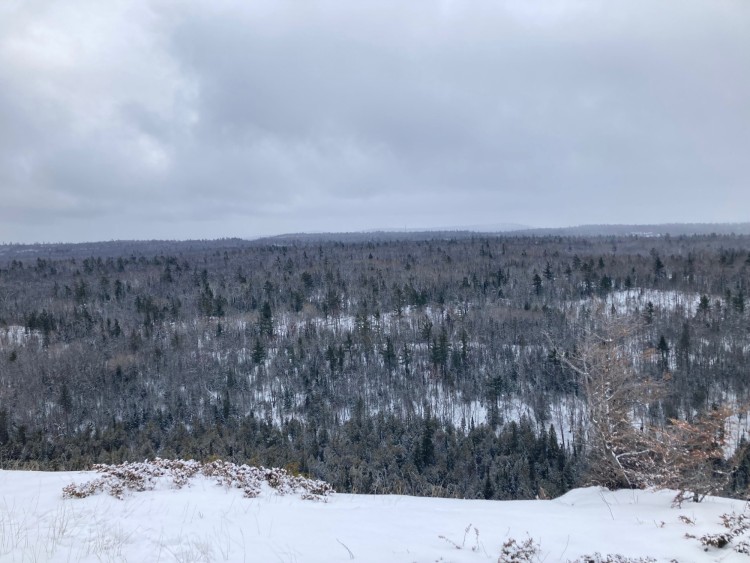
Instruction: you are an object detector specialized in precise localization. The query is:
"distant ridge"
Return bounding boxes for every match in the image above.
[255,222,530,244]
[259,222,750,243]
[510,222,750,237]
[2,223,750,260]
[369,222,531,233]
[257,229,504,244]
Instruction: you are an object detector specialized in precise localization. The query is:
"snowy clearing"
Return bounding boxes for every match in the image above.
[1,466,749,562]
[569,289,703,318]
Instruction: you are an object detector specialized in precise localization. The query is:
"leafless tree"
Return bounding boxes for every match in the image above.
[558,311,745,501]
[555,314,665,489]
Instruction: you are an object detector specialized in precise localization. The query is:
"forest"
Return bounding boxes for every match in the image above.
[1,232,750,500]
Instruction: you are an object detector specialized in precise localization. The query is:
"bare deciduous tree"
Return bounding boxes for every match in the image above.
[559,312,744,501]
[556,315,664,489]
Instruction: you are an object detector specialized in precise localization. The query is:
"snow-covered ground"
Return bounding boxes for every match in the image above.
[0,325,37,350]
[569,289,703,318]
[605,289,702,316]
[1,467,749,562]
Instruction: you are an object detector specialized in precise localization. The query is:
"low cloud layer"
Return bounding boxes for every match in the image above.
[1,0,748,242]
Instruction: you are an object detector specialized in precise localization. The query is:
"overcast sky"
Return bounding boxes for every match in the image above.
[1,0,748,243]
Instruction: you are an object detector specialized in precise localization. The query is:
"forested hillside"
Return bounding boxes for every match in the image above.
[2,233,750,499]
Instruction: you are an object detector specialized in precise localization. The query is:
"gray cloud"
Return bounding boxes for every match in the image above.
[1,0,748,242]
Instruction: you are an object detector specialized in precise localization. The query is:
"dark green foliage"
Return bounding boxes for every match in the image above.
[532,273,543,295]
[252,339,266,364]
[0,409,9,445]
[259,301,273,336]
[0,407,577,499]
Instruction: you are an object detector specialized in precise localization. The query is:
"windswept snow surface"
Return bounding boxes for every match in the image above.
[1,470,749,562]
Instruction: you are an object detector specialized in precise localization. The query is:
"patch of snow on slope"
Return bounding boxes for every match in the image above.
[607,289,702,316]
[0,325,37,349]
[570,289,703,317]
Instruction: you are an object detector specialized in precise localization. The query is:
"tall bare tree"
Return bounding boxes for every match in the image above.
[556,314,664,488]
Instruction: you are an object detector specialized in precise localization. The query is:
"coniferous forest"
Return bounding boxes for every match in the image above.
[2,233,750,499]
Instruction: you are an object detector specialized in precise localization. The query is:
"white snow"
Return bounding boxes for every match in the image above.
[0,325,37,349]
[569,289,703,318]
[605,289,702,316]
[1,468,749,562]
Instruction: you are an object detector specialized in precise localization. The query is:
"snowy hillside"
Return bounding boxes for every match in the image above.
[1,463,749,562]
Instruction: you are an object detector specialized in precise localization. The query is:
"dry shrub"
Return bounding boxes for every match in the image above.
[63,458,333,501]
[569,556,656,563]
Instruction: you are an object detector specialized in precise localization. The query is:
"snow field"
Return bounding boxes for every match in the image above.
[1,469,750,562]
